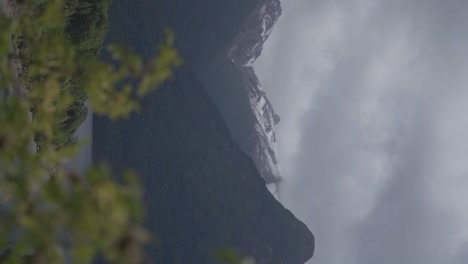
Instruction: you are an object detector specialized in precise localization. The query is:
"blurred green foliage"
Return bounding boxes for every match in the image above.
[214,249,256,264]
[0,0,180,263]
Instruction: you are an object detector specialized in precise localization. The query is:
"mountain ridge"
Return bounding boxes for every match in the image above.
[228,0,282,66]
[201,0,284,185]
[93,0,315,263]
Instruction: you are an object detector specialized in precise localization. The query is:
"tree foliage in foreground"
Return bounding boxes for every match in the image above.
[0,0,181,263]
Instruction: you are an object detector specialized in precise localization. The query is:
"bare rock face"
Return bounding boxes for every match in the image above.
[225,0,284,185]
[235,65,283,185]
[229,0,282,66]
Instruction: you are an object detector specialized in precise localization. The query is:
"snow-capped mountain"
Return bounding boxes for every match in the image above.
[227,0,283,184]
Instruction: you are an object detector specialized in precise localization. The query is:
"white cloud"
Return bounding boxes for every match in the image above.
[255,0,468,263]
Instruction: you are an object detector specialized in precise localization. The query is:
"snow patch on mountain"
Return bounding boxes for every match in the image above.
[244,66,283,183]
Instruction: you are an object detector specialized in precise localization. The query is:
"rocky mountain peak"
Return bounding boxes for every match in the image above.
[229,0,282,66]
[226,0,284,185]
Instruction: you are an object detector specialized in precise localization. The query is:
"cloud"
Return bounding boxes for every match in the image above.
[255,0,468,263]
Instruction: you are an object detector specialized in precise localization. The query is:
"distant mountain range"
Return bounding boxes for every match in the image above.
[93,0,314,263]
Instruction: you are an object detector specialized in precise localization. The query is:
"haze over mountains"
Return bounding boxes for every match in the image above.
[92,0,314,263]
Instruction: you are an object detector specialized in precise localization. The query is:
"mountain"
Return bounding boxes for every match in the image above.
[200,62,283,185]
[228,0,282,66]
[144,0,284,185]
[93,0,314,263]
[200,0,283,184]
[229,0,284,185]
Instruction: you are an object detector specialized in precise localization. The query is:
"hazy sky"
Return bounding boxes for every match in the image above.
[66,104,93,175]
[255,0,468,263]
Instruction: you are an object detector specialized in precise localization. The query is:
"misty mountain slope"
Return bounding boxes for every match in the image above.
[198,0,284,184]
[93,0,314,263]
[200,61,282,184]
[135,0,285,185]
[157,0,262,69]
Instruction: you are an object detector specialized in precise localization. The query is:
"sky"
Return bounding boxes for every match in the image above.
[65,103,93,175]
[255,0,468,263]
